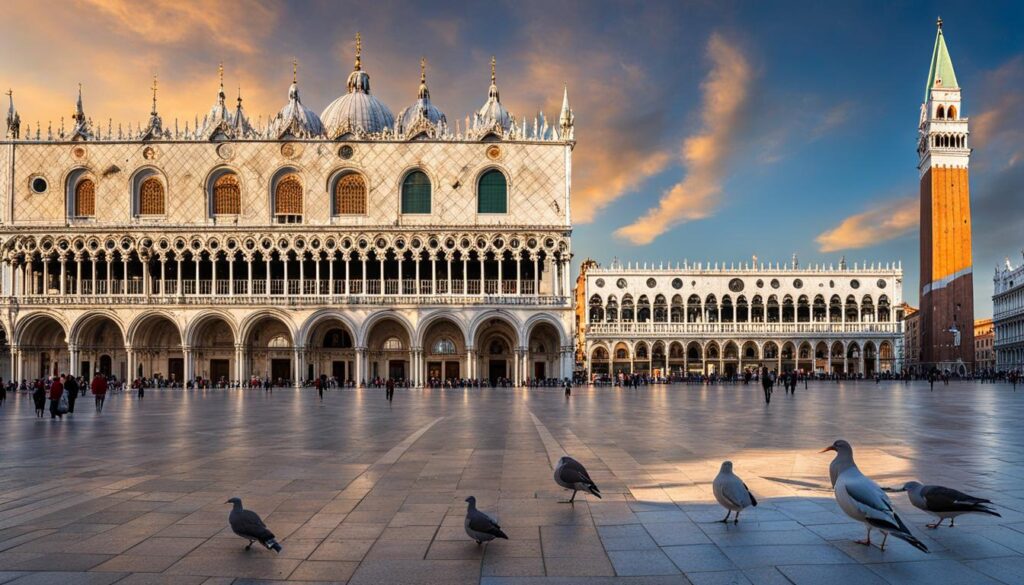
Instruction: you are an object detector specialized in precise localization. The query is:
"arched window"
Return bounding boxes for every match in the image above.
[936,105,945,119]
[274,173,302,223]
[139,177,165,215]
[401,170,431,214]
[74,178,95,217]
[383,337,404,351]
[335,173,367,215]
[213,173,240,215]
[477,169,507,214]
[432,338,456,355]
[947,105,957,119]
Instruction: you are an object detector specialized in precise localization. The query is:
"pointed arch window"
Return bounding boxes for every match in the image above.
[401,170,431,214]
[335,173,367,215]
[478,169,507,213]
[139,177,165,215]
[74,178,95,217]
[213,173,241,215]
[274,173,303,223]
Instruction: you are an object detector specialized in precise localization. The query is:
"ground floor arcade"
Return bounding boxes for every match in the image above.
[1,306,574,387]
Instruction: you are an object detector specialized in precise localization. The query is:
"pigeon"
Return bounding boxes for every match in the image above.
[713,461,757,523]
[899,481,1000,528]
[821,440,928,552]
[464,496,508,544]
[554,456,602,504]
[226,497,282,553]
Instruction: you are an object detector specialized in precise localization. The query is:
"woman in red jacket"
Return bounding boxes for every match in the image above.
[49,376,64,420]
[91,373,108,413]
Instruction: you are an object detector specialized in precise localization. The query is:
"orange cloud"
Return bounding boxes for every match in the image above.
[815,196,918,253]
[79,0,278,54]
[615,33,751,244]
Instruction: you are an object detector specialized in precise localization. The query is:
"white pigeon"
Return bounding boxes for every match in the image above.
[712,461,757,523]
[821,440,928,552]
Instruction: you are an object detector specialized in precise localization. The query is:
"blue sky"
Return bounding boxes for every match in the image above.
[2,0,1022,316]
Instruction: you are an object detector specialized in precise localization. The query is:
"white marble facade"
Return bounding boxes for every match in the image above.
[0,45,576,387]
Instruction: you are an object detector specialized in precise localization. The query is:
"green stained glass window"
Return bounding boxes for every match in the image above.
[477,170,507,213]
[401,171,431,214]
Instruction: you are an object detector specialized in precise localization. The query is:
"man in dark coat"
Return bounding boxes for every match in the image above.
[761,366,772,404]
[64,374,79,413]
[385,378,395,402]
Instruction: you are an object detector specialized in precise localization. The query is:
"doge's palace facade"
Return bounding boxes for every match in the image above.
[0,39,576,387]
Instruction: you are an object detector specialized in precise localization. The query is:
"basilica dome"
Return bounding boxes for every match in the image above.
[397,59,447,138]
[320,35,394,138]
[268,67,325,139]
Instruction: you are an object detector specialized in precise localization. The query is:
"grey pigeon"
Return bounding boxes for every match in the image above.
[900,481,1000,528]
[821,440,928,552]
[226,497,282,553]
[464,496,508,544]
[713,461,757,523]
[554,456,601,503]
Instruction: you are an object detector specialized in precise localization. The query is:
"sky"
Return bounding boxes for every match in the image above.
[2,0,1022,317]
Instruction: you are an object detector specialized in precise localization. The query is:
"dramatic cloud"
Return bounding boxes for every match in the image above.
[615,33,752,244]
[815,196,918,253]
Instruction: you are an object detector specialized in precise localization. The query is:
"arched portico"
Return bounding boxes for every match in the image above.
[365,316,414,384]
[13,313,68,382]
[72,313,127,381]
[420,315,467,384]
[302,313,357,384]
[128,312,184,383]
[243,313,297,386]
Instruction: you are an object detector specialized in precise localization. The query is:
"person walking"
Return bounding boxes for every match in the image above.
[385,378,395,402]
[33,381,46,417]
[137,378,145,400]
[761,366,772,404]
[315,375,323,402]
[91,372,108,413]
[564,378,572,398]
[49,375,65,420]
[0,378,6,408]
[64,374,79,414]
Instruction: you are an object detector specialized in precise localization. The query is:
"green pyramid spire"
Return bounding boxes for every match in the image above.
[925,17,959,101]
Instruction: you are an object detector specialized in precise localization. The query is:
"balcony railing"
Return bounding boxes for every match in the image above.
[8,278,563,307]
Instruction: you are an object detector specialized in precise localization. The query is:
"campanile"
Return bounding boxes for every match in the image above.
[918,18,975,374]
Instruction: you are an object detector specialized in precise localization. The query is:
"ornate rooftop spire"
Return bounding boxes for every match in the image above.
[489,56,499,100]
[418,56,430,100]
[354,32,362,71]
[142,74,164,140]
[70,83,92,141]
[292,58,298,84]
[559,83,574,139]
[925,16,958,101]
[5,89,20,139]
[473,56,512,137]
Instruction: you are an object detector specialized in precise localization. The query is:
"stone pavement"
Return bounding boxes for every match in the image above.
[1,381,1024,584]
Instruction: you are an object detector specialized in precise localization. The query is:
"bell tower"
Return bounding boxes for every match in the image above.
[918,17,975,374]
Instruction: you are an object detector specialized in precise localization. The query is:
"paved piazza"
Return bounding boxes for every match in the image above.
[2,382,1024,585]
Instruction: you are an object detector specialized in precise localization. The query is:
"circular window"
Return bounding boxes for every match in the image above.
[339,145,354,159]
[728,278,744,292]
[756,279,764,288]
[770,279,780,289]
[851,279,861,289]
[646,278,657,288]
[486,145,501,160]
[30,177,48,194]
[672,278,683,290]
[877,279,887,289]
[595,278,605,288]
[616,278,627,289]
[793,279,803,289]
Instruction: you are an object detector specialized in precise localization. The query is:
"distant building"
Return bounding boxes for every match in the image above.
[582,259,904,379]
[974,318,994,371]
[994,255,1024,372]
[902,304,921,374]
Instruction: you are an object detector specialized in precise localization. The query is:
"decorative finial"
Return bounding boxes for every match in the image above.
[937,16,943,29]
[151,74,158,115]
[420,56,426,84]
[292,58,298,84]
[490,56,496,84]
[237,86,242,107]
[354,32,362,71]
